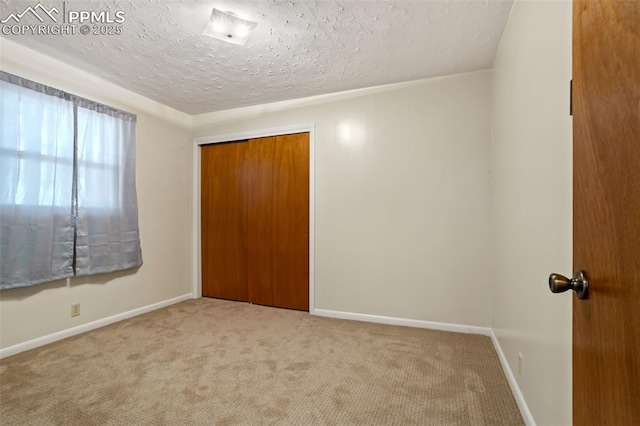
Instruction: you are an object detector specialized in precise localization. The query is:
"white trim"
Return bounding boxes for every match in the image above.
[0,293,193,360]
[191,70,492,129]
[489,330,536,425]
[193,123,315,146]
[313,308,535,425]
[191,138,202,299]
[0,38,192,129]
[192,124,316,313]
[313,309,493,336]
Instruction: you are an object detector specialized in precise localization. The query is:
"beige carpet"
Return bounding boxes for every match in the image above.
[0,298,523,425]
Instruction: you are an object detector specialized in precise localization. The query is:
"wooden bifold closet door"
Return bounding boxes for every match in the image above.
[201,132,309,311]
[201,140,248,303]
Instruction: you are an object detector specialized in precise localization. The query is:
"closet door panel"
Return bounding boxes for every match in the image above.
[201,142,248,302]
[245,136,276,307]
[270,133,310,311]
[246,133,309,311]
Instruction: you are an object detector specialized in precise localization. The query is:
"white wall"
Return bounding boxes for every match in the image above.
[193,71,493,327]
[491,1,572,425]
[0,40,193,349]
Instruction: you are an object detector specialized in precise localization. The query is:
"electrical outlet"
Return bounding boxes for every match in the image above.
[518,352,524,376]
[71,303,80,317]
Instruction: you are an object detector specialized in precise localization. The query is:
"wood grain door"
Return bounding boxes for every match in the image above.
[201,141,248,302]
[246,133,310,311]
[572,1,639,423]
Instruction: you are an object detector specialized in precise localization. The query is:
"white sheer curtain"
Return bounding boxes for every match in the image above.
[74,104,142,276]
[0,80,75,288]
[0,72,142,290]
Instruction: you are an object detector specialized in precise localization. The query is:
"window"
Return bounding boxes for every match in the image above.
[0,72,142,289]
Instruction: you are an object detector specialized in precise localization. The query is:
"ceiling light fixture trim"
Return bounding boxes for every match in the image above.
[202,7,258,46]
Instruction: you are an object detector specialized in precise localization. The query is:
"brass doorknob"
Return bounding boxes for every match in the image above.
[549,270,589,299]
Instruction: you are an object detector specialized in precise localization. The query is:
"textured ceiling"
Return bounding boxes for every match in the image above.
[1,0,514,114]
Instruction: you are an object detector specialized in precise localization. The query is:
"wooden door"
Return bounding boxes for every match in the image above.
[246,133,310,311]
[201,141,248,302]
[572,1,639,423]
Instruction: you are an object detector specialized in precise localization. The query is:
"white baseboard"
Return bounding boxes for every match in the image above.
[489,330,536,425]
[313,308,535,425]
[313,308,493,335]
[0,293,193,359]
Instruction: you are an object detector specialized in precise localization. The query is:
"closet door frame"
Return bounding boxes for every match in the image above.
[192,123,315,313]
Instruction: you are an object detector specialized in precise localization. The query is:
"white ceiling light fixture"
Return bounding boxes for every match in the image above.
[203,7,258,46]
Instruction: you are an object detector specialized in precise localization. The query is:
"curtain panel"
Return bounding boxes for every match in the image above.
[0,71,142,290]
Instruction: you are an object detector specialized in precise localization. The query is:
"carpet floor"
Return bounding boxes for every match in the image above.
[0,298,523,425]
